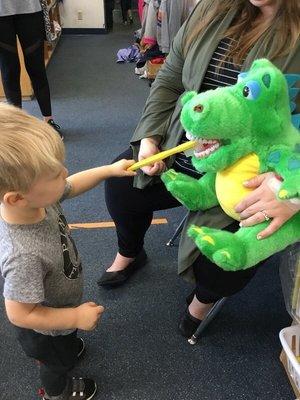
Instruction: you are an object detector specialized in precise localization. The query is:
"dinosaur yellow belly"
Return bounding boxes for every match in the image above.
[215,153,260,221]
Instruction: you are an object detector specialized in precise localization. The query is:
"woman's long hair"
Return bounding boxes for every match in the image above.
[184,0,300,64]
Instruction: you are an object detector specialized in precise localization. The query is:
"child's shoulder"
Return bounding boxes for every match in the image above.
[0,219,17,251]
[0,220,37,265]
[0,205,62,260]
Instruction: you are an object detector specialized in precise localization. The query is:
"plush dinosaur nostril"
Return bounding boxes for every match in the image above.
[193,104,204,113]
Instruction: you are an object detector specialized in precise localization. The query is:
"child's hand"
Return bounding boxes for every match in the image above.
[110,159,137,177]
[75,302,104,331]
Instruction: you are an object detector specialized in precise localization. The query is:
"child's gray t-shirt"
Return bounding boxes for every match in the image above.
[0,196,83,336]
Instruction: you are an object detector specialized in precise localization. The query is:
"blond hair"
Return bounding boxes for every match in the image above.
[185,0,300,64]
[0,103,65,197]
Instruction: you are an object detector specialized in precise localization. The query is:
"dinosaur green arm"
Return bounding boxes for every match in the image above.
[161,170,218,210]
[265,146,300,199]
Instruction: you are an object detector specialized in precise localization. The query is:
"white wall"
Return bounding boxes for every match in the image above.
[59,0,105,29]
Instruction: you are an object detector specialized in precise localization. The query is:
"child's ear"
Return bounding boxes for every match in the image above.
[3,192,27,207]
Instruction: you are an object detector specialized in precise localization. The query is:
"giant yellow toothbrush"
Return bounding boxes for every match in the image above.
[128,141,197,171]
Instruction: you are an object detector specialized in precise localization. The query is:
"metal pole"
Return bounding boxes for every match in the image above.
[188,297,227,345]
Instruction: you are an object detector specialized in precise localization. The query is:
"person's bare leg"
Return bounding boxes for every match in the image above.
[188,296,213,320]
[106,253,134,272]
[127,9,133,23]
[44,116,53,122]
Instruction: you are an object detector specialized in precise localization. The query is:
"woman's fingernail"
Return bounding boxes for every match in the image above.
[239,222,243,227]
[243,180,249,186]
[257,235,262,240]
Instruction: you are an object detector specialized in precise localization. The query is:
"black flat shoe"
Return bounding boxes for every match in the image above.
[47,119,63,139]
[97,249,147,287]
[178,308,202,338]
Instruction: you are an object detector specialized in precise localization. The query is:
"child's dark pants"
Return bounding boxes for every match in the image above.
[16,327,78,396]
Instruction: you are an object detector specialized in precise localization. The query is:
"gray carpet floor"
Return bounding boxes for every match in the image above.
[0,23,294,400]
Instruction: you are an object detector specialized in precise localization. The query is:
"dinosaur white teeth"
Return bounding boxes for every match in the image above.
[194,142,220,159]
[185,134,220,150]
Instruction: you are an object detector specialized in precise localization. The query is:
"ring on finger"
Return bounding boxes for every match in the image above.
[260,210,270,222]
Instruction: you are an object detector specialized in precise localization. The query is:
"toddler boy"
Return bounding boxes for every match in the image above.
[0,104,136,400]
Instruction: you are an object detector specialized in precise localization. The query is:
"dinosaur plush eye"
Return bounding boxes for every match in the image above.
[242,80,261,100]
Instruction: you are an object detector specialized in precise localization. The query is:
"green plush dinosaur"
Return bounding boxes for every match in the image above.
[161,59,300,271]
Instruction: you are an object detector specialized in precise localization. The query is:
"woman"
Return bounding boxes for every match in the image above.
[0,1,62,137]
[121,0,133,24]
[99,0,300,337]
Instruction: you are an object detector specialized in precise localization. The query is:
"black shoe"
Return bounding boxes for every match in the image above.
[77,337,85,358]
[47,119,63,139]
[43,377,97,400]
[97,249,147,287]
[178,308,202,338]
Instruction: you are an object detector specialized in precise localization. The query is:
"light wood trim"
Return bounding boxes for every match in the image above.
[69,218,168,230]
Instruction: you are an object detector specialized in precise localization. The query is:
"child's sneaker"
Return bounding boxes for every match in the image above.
[41,377,97,400]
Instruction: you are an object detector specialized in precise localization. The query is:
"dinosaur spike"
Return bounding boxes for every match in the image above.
[292,114,300,130]
[285,74,300,88]
[289,88,300,101]
[237,72,248,83]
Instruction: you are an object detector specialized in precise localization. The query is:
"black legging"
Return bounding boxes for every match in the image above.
[121,0,132,21]
[105,148,260,303]
[0,11,52,116]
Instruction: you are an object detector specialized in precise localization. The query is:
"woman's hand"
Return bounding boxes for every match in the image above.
[235,173,300,239]
[138,137,166,176]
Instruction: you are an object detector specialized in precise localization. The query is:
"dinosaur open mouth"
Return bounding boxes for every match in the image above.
[186,132,220,158]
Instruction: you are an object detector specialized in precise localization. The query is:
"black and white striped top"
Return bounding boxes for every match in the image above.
[173,38,242,177]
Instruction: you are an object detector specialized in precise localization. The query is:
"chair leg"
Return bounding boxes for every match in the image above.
[166,214,188,246]
[188,297,227,345]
